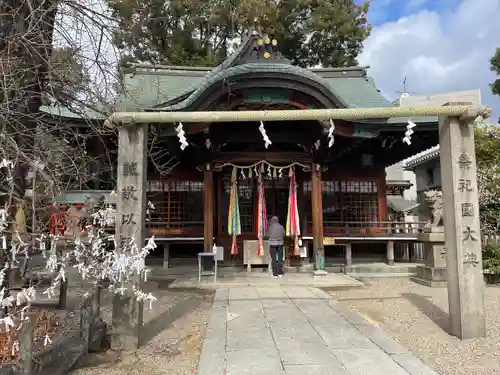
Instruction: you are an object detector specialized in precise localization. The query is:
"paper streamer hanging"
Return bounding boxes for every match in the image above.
[403,120,416,145]
[286,166,301,256]
[259,121,272,148]
[228,167,241,255]
[328,119,335,147]
[175,122,189,150]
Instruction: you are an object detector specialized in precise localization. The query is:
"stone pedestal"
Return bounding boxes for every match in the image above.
[386,241,395,266]
[411,227,448,287]
[345,243,352,266]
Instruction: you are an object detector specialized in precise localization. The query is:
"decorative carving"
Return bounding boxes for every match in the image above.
[461,203,474,217]
[464,252,479,267]
[423,190,443,227]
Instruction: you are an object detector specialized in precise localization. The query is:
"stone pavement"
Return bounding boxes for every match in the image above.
[197,285,438,375]
[165,269,364,289]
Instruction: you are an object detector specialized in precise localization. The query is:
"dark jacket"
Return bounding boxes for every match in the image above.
[267,216,285,246]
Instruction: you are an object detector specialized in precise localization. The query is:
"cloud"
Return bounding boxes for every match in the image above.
[360,0,500,123]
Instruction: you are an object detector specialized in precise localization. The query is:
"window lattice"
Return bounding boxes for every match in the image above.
[303,180,379,225]
[147,179,204,229]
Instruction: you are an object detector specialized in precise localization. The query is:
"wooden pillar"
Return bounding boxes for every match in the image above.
[439,104,485,339]
[311,164,325,274]
[113,124,147,350]
[378,171,388,222]
[204,163,214,252]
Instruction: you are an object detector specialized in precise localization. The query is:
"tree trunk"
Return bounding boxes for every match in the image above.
[0,0,57,310]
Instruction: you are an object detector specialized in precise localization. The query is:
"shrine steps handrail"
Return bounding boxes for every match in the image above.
[104,105,492,127]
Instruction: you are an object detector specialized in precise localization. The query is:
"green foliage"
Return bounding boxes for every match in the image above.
[490,47,500,96]
[107,0,371,67]
[475,122,500,235]
[483,244,500,275]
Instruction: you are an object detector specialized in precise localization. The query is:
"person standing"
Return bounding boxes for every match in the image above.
[267,216,285,278]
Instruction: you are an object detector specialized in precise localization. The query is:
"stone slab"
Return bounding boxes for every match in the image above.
[227,328,275,351]
[333,349,411,375]
[275,337,339,365]
[354,325,408,354]
[316,324,379,350]
[329,302,370,325]
[168,272,364,289]
[225,348,283,375]
[283,363,351,375]
[391,354,439,375]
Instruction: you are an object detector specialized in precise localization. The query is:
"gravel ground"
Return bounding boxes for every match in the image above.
[327,279,500,375]
[70,281,214,375]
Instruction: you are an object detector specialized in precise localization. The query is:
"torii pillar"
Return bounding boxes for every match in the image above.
[439,103,486,339]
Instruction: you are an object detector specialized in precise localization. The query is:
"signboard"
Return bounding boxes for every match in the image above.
[323,237,336,246]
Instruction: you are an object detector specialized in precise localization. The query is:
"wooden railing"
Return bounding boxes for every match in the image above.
[307,220,428,237]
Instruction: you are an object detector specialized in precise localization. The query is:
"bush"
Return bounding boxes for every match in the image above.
[483,243,500,275]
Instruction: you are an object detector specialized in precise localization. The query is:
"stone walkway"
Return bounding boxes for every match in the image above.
[197,286,438,375]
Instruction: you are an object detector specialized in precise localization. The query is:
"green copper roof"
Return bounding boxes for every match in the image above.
[117,64,394,112]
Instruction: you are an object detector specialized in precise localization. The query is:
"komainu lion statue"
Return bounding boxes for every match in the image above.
[423,190,444,227]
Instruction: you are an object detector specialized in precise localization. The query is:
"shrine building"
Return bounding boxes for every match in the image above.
[51,33,442,269]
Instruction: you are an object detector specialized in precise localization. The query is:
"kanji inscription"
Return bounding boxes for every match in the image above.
[122,186,138,201]
[462,226,478,241]
[458,179,473,192]
[461,203,474,217]
[123,162,138,177]
[122,213,136,226]
[458,153,472,170]
[463,252,479,267]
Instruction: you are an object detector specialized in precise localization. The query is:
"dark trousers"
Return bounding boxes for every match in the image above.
[270,245,284,276]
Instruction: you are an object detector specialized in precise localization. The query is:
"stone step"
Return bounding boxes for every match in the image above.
[349,272,416,280]
[346,265,418,274]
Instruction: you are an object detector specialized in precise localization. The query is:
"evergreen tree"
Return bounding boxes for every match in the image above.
[107,0,371,67]
[490,48,500,97]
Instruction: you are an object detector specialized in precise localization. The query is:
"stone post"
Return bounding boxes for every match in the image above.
[311,164,326,276]
[438,104,486,339]
[345,243,352,266]
[113,124,148,349]
[386,240,395,266]
[163,243,170,268]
